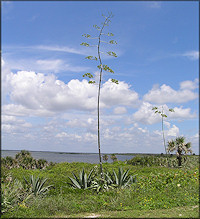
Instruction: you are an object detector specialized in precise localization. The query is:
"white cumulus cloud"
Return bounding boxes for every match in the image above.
[1,115,32,134]
[133,102,196,125]
[2,66,139,116]
[180,78,199,90]
[55,132,82,141]
[153,124,179,139]
[133,102,160,125]
[170,106,196,119]
[143,81,198,104]
[113,106,127,115]
[101,79,139,107]
[167,125,179,137]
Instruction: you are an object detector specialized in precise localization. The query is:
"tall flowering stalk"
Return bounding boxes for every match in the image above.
[81,13,118,177]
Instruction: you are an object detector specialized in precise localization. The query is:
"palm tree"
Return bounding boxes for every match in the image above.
[2,156,15,169]
[15,150,31,159]
[36,159,48,169]
[110,154,117,162]
[15,150,36,169]
[167,136,192,166]
[102,154,109,162]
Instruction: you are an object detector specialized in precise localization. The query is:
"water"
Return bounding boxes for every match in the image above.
[1,150,135,164]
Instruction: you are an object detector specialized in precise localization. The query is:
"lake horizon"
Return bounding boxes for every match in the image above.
[1,149,161,164]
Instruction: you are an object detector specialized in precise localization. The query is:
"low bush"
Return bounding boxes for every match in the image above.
[1,173,54,215]
[127,154,198,168]
[1,150,56,170]
[1,177,29,214]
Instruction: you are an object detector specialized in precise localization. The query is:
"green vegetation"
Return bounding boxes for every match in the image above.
[1,151,199,218]
[127,154,198,168]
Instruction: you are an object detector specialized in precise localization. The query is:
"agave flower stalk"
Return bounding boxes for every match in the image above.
[81,13,118,177]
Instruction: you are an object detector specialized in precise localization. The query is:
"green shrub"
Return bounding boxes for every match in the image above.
[1,156,18,169]
[127,155,197,168]
[110,154,117,162]
[1,150,56,170]
[102,154,109,162]
[1,178,29,213]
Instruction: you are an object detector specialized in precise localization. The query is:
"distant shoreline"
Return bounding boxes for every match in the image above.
[1,149,161,156]
[2,150,197,164]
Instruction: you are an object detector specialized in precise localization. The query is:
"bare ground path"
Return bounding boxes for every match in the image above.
[52,205,199,218]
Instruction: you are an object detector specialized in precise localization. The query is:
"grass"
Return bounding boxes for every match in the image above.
[1,156,199,218]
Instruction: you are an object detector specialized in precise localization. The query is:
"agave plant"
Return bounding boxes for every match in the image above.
[90,167,137,193]
[24,175,53,196]
[110,167,136,188]
[68,168,94,189]
[90,173,115,193]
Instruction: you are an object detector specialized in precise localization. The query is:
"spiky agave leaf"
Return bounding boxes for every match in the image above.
[68,168,95,189]
[88,168,94,181]
[113,169,119,185]
[111,168,136,188]
[84,172,87,189]
[80,168,85,188]
[118,167,124,186]
[32,176,41,196]
[68,176,81,189]
[125,174,137,188]
[37,178,48,195]
[72,172,80,185]
[104,172,113,185]
[122,169,130,183]
[37,182,54,196]
[90,177,110,193]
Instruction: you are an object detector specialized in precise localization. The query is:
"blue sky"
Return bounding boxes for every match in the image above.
[2,1,199,154]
